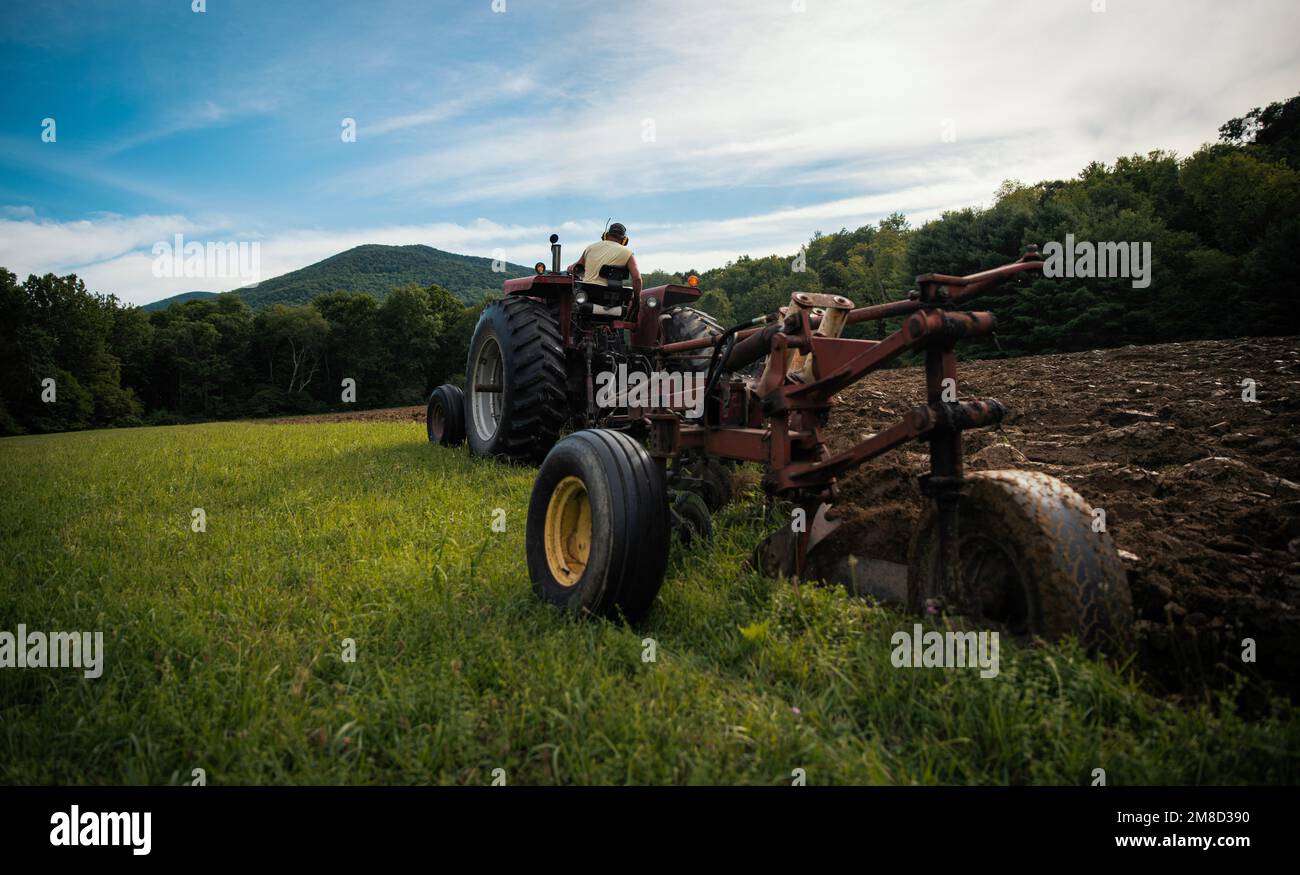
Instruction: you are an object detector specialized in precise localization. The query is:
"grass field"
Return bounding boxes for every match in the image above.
[1,420,1297,785]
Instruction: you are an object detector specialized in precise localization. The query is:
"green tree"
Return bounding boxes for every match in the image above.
[313,290,383,405]
[255,304,330,400]
[377,285,440,404]
[0,272,141,432]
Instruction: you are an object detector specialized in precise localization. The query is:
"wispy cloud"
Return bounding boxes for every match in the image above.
[366,73,537,138]
[0,197,946,307]
[337,0,1300,210]
[0,134,201,209]
[0,211,571,305]
[0,211,201,277]
[93,99,267,159]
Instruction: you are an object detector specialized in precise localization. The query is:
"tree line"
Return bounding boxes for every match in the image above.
[2,94,1297,436]
[0,277,482,435]
[657,93,1300,355]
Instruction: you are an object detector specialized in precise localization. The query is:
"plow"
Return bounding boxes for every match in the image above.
[429,236,1134,653]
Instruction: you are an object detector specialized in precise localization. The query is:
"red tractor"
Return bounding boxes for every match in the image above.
[428,236,1134,654]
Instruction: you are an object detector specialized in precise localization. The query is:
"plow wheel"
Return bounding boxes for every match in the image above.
[752,502,842,583]
[527,429,669,622]
[697,460,733,512]
[907,469,1134,655]
[672,456,734,513]
[671,491,713,545]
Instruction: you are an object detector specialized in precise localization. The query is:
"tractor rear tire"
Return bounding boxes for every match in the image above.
[465,297,567,463]
[906,469,1134,655]
[661,306,724,373]
[527,429,670,623]
[426,384,465,446]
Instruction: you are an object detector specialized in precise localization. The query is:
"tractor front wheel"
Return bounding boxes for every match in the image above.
[426,384,465,445]
[907,469,1134,654]
[527,429,670,622]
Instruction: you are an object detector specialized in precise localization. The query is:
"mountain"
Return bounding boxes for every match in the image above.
[139,290,220,311]
[233,244,533,309]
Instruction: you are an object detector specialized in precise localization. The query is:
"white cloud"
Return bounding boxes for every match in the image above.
[0,201,946,306]
[0,212,586,305]
[338,0,1300,211]
[94,99,239,158]
[0,212,199,278]
[365,98,478,138]
[366,74,538,138]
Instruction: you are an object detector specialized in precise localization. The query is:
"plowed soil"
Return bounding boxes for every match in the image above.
[825,336,1300,692]
[265,406,427,425]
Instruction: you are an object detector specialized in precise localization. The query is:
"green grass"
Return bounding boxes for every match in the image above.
[1,421,1296,785]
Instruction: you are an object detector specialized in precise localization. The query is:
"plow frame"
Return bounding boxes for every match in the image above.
[647,248,1046,581]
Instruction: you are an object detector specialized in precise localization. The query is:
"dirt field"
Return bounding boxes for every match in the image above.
[267,336,1300,692]
[266,406,429,425]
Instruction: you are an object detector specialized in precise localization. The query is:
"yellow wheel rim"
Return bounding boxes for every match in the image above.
[544,476,592,587]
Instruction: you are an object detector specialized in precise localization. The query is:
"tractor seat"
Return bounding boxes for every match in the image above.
[576,264,634,314]
[597,264,630,287]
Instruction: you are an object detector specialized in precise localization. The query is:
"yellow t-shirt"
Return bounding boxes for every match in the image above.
[580,239,632,286]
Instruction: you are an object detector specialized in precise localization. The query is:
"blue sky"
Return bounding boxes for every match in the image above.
[2,0,1298,305]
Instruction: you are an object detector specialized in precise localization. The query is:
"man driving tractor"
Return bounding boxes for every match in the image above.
[567,221,643,296]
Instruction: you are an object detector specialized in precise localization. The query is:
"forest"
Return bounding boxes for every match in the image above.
[2,95,1296,436]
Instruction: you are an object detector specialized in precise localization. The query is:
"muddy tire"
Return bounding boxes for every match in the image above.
[661,306,724,373]
[907,469,1134,654]
[426,384,465,446]
[465,297,567,463]
[527,429,670,622]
